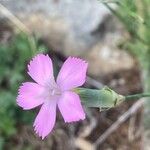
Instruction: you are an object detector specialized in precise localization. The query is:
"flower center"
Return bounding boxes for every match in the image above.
[43,80,61,100]
[51,88,61,96]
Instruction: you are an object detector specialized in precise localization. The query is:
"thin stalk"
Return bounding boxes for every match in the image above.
[125,93,150,100]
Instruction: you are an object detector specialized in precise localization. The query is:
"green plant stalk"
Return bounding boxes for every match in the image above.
[125,93,150,100]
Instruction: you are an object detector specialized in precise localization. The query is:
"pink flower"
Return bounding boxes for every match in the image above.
[17,54,88,139]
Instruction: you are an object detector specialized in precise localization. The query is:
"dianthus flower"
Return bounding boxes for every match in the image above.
[17,54,88,139]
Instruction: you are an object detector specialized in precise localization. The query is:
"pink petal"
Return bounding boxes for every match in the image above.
[17,82,45,110]
[28,54,54,85]
[33,101,57,139]
[56,57,88,91]
[58,91,85,123]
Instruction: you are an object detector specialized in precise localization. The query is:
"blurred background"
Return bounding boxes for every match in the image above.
[0,0,149,149]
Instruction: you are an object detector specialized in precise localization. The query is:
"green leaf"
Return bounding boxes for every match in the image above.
[0,137,4,150]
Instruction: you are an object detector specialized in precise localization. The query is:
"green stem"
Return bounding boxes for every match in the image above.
[125,93,150,100]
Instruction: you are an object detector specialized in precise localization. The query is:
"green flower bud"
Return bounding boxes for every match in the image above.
[74,87,125,110]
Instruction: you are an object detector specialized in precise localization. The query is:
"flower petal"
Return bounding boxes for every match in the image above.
[28,54,54,85]
[58,91,85,122]
[17,82,45,110]
[33,101,57,139]
[56,57,88,91]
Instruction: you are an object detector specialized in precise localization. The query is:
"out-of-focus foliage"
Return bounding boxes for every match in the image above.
[0,32,47,149]
[103,0,150,140]
[105,0,150,71]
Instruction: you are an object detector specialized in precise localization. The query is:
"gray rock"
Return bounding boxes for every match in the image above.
[0,0,134,76]
[85,42,134,77]
[1,0,111,54]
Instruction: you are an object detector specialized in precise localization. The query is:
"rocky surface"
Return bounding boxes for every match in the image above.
[1,0,111,54]
[0,0,135,77]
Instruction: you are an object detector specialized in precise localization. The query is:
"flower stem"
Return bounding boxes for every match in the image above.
[125,93,150,100]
